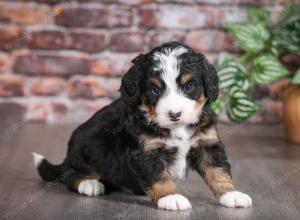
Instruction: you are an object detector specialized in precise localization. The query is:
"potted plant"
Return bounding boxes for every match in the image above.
[212,3,300,143]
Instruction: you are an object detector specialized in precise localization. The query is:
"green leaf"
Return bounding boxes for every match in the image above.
[228,22,270,52]
[212,99,223,115]
[272,4,300,55]
[278,4,300,26]
[217,60,250,93]
[292,68,300,84]
[226,86,259,123]
[217,52,234,67]
[246,6,271,25]
[251,54,289,84]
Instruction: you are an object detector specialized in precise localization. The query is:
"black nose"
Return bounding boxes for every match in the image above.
[168,111,182,121]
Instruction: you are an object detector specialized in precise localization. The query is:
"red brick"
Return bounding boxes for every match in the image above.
[12,51,91,77]
[185,30,235,52]
[0,26,25,51]
[27,29,65,50]
[99,78,121,99]
[30,77,66,96]
[68,31,105,53]
[35,0,72,3]
[0,2,51,25]
[149,32,185,49]
[77,0,117,2]
[139,6,212,29]
[67,76,107,99]
[213,7,247,28]
[26,101,49,123]
[110,32,144,52]
[0,54,9,73]
[51,101,69,122]
[237,0,289,5]
[196,0,234,4]
[118,0,152,4]
[77,0,151,3]
[55,6,132,28]
[138,8,158,28]
[0,76,24,97]
[91,53,133,76]
[68,99,112,123]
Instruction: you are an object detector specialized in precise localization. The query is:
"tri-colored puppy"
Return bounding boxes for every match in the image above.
[32,42,252,211]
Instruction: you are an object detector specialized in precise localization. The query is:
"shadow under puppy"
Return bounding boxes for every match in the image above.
[32,42,252,211]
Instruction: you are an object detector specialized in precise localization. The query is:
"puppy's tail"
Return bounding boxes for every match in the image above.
[31,152,67,182]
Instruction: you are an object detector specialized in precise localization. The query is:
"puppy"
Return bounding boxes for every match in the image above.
[32,42,252,211]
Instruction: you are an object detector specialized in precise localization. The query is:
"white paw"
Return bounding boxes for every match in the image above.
[78,179,104,197]
[157,194,192,211]
[220,191,252,208]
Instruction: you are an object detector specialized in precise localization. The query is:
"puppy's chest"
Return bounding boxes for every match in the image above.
[165,127,193,179]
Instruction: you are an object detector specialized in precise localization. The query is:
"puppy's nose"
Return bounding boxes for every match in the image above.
[168,111,181,122]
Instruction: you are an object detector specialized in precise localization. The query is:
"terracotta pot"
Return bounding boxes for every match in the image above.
[282,85,300,144]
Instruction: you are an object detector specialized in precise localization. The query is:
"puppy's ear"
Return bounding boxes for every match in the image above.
[201,55,219,105]
[120,56,144,106]
[132,53,144,64]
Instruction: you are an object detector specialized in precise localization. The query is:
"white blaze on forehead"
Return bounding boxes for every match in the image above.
[153,46,201,128]
[153,46,188,90]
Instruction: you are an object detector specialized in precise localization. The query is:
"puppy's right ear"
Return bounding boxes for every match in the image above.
[131,53,144,64]
[120,55,144,106]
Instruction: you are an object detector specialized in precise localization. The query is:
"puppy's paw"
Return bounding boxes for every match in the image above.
[220,191,252,208]
[78,179,105,196]
[157,194,192,211]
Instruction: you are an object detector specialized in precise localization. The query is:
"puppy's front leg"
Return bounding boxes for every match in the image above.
[147,170,192,211]
[188,142,252,208]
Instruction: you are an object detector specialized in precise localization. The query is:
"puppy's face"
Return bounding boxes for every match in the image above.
[121,42,218,129]
[140,47,206,128]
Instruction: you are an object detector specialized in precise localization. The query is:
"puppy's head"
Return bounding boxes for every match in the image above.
[120,42,218,129]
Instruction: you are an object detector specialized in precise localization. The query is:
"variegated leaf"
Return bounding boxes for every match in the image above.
[228,23,270,52]
[218,60,249,93]
[252,54,289,84]
[227,86,259,123]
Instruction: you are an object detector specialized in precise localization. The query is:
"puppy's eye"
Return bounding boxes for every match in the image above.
[151,87,162,96]
[184,83,195,92]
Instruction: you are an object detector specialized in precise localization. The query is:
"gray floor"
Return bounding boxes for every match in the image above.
[0,122,300,220]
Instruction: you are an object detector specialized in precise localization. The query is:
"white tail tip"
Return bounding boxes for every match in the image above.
[32,152,44,167]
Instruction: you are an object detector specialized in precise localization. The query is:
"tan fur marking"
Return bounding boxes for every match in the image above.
[191,127,219,147]
[141,97,157,122]
[194,94,206,114]
[149,106,157,120]
[180,73,193,85]
[148,171,177,205]
[203,167,235,198]
[150,78,162,88]
[139,134,166,151]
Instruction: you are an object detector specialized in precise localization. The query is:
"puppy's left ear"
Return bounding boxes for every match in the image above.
[120,55,144,106]
[202,58,219,105]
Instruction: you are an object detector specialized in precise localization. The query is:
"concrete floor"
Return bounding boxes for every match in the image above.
[0,122,300,220]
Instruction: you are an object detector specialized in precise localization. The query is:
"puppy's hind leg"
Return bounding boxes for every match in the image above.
[65,171,105,197]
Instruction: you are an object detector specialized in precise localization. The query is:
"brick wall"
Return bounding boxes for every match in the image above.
[0,0,289,124]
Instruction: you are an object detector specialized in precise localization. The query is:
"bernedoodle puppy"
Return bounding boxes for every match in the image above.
[32,42,252,211]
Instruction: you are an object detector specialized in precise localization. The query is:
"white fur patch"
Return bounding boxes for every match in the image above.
[153,46,200,128]
[167,127,192,179]
[78,179,105,197]
[31,152,44,167]
[157,194,192,211]
[220,191,252,208]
